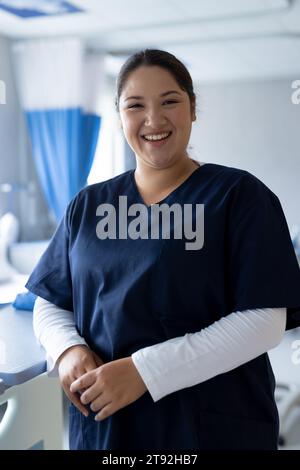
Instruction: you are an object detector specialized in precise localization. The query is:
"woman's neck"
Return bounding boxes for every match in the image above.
[133,157,200,206]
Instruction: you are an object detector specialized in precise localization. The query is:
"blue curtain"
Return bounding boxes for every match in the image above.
[26,107,101,221]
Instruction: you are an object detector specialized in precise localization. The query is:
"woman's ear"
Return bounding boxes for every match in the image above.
[191,100,196,122]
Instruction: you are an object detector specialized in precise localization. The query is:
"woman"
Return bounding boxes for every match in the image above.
[27,49,300,450]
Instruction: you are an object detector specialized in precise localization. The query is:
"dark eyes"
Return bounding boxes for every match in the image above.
[128,104,142,109]
[128,100,178,109]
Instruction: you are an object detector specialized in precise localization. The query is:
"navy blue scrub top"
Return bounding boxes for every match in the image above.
[26,163,300,450]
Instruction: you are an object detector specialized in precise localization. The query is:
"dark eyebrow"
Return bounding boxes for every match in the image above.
[124,90,181,102]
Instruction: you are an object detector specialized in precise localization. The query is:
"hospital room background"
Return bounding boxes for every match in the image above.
[0,0,300,450]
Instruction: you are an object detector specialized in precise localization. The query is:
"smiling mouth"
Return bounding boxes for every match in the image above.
[141,131,172,142]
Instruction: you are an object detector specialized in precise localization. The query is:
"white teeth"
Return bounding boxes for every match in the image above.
[143,132,171,141]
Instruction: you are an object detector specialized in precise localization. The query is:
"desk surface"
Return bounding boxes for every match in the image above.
[0,274,28,304]
[0,304,46,391]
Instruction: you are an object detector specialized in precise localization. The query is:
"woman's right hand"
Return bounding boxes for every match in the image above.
[57,345,104,417]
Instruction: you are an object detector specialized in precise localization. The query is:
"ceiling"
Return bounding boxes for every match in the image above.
[0,0,300,82]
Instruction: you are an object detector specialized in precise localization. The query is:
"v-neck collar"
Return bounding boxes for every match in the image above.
[130,163,207,208]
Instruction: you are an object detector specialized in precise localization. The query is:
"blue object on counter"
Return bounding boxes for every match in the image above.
[12,291,37,311]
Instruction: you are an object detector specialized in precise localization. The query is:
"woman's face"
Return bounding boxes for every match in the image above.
[119,65,196,169]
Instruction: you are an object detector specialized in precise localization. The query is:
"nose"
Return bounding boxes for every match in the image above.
[144,106,167,128]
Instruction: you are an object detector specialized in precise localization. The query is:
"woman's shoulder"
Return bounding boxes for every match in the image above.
[65,170,133,221]
[203,162,272,195]
[79,169,133,199]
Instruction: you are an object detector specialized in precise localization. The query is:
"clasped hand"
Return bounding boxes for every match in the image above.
[70,357,147,421]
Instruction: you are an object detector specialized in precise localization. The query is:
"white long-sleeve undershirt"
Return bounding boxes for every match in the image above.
[33,296,286,401]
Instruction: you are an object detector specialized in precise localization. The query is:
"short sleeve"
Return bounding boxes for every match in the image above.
[25,199,75,311]
[226,173,300,330]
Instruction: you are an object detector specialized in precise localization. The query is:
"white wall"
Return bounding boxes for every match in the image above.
[190,77,300,230]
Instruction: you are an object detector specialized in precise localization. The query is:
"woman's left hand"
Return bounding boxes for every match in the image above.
[69,357,147,421]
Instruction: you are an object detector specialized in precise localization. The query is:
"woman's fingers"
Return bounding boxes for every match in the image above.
[94,402,114,421]
[89,393,107,413]
[80,382,102,405]
[70,370,96,394]
[56,346,107,417]
[61,376,89,417]
[57,346,102,417]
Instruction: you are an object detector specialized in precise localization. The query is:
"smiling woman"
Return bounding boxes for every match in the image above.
[26,49,300,451]
[115,51,198,206]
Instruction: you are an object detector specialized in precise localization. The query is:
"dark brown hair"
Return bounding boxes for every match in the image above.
[115,49,196,114]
